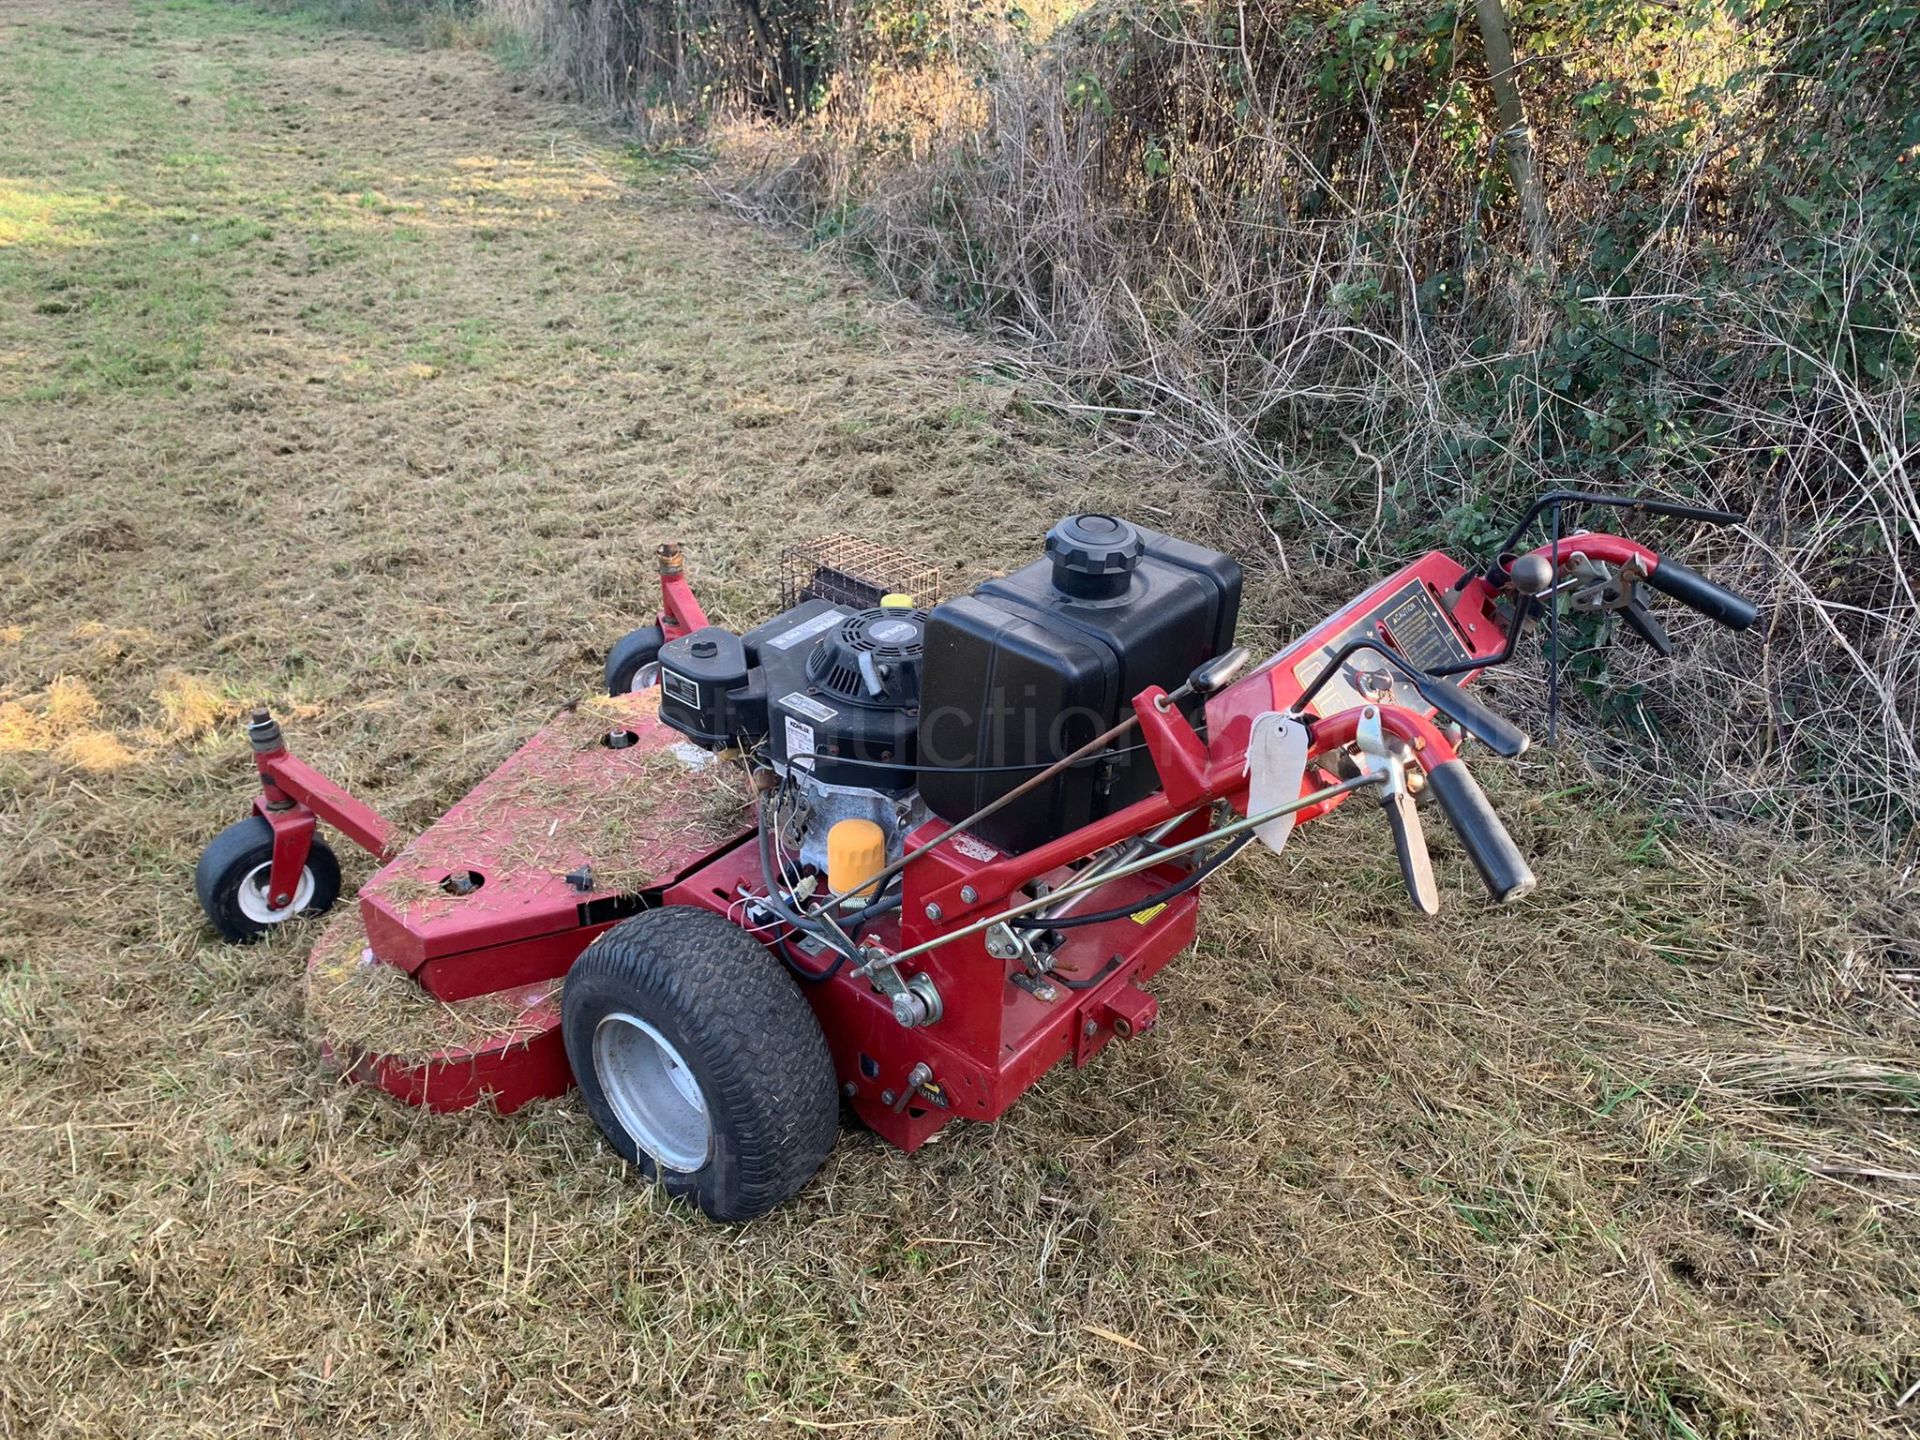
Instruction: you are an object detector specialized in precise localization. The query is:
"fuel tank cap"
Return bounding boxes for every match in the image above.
[1045,513,1145,598]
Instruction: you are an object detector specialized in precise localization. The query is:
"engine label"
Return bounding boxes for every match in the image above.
[661,669,700,710]
[784,717,816,769]
[766,608,847,650]
[779,692,839,723]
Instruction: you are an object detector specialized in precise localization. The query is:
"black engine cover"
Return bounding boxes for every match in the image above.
[762,606,924,792]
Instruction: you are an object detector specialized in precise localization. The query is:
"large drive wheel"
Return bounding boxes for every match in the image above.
[563,907,840,1221]
[195,815,341,943]
[604,624,665,696]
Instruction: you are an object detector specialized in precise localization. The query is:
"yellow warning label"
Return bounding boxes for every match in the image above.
[1130,902,1168,924]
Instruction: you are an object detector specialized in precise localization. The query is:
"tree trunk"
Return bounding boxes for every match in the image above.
[1474,0,1553,273]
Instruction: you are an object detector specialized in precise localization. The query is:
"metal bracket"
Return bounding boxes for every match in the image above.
[984,921,1029,962]
[859,948,944,1028]
[1355,707,1439,915]
[1010,970,1061,1003]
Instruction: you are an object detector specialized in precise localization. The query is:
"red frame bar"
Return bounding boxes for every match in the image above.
[247,727,400,906]
[655,542,709,640]
[1521,532,1658,577]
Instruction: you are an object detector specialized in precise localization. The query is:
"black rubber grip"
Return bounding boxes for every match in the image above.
[1647,557,1758,631]
[1426,760,1535,903]
[1414,675,1531,758]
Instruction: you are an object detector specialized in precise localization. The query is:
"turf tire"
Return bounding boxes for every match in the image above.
[563,907,840,1221]
[194,815,342,943]
[604,624,665,696]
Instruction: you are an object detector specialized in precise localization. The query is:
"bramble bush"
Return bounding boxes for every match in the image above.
[477,0,1915,845]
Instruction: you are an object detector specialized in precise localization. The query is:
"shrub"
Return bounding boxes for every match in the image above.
[482,0,1917,847]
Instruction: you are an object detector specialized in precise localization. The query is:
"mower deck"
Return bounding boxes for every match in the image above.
[309,690,753,1111]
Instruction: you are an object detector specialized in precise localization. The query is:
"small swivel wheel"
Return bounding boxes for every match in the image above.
[564,908,840,1221]
[195,815,341,943]
[604,624,665,696]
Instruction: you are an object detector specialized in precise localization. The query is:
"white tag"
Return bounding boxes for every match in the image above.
[1246,712,1310,854]
[778,691,838,723]
[767,608,847,650]
[784,716,816,769]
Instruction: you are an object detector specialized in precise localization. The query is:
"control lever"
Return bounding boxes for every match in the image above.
[1564,557,1677,657]
[1293,638,1531,758]
[1409,673,1531,758]
[1356,707,1438,914]
[1618,589,1674,655]
[1187,645,1253,696]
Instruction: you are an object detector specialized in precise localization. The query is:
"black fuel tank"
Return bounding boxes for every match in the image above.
[917,515,1241,853]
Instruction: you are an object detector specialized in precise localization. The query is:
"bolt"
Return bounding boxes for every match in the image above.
[1082,1020,1098,1037]
[960,885,977,904]
[880,1090,895,1105]
[842,1082,857,1098]
[924,903,942,922]
[274,893,290,906]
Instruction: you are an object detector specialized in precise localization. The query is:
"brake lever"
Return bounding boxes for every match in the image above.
[1618,587,1675,655]
[1356,708,1439,915]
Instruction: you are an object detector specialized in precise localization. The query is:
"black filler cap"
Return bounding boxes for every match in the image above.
[1045,513,1145,599]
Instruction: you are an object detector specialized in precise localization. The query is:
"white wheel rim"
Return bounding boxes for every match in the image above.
[236,861,315,925]
[593,1011,711,1173]
[632,660,660,691]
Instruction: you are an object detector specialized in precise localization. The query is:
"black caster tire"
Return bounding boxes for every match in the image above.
[194,815,341,943]
[604,624,665,696]
[563,907,840,1221]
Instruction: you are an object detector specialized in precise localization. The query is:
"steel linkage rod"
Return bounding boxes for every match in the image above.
[872,770,1384,970]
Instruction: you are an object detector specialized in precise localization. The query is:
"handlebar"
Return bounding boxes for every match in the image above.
[1513,533,1759,633]
[1424,759,1536,903]
[1415,674,1531,758]
[1647,556,1759,631]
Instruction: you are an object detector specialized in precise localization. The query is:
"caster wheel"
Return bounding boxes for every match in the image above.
[195,816,341,943]
[604,624,665,696]
[563,907,839,1221]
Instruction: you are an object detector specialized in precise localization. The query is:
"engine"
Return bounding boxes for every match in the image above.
[654,515,1242,871]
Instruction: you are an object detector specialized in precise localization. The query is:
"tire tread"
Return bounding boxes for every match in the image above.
[563,907,838,1220]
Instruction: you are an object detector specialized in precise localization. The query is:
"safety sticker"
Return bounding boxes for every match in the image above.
[1130,902,1169,923]
[661,669,700,709]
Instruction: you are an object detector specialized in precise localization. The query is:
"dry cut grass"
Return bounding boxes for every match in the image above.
[1,2,1918,1437]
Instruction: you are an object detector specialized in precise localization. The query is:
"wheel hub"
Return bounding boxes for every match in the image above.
[592,1011,712,1173]
[236,861,315,926]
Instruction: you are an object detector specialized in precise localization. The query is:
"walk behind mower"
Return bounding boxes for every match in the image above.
[195,497,1757,1219]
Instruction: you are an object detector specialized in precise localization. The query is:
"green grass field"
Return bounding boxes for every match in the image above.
[2,2,1917,1435]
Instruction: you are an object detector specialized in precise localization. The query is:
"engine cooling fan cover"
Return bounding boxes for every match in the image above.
[805,607,927,709]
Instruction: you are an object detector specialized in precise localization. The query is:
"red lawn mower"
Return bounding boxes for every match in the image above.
[194,496,1756,1219]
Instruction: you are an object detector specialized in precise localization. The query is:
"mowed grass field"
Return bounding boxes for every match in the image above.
[3,1,1919,1435]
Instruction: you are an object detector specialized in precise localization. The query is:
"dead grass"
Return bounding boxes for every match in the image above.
[1,1,1917,1436]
